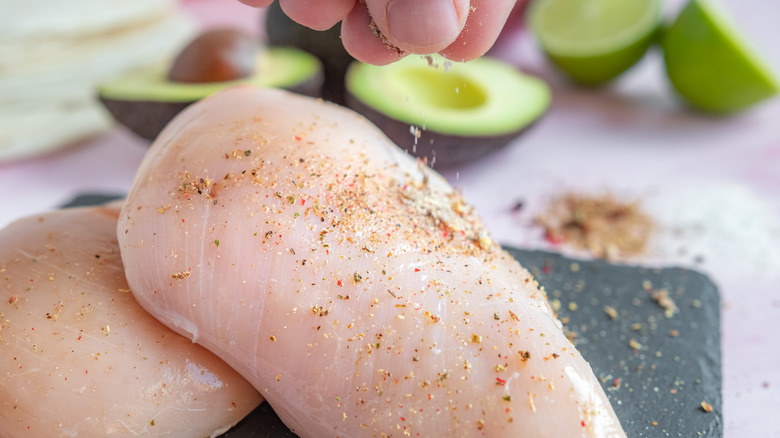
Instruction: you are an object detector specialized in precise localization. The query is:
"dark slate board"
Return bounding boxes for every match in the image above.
[506,248,723,438]
[62,195,722,437]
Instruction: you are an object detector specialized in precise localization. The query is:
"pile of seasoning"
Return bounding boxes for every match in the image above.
[535,193,654,260]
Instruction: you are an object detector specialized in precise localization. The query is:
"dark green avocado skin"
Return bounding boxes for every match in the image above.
[346,93,540,169]
[265,2,352,105]
[99,73,322,142]
[99,99,190,142]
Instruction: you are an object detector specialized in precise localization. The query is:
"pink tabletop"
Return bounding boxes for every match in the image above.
[2,0,778,435]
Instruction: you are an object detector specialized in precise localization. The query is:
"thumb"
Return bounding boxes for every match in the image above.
[364,0,470,54]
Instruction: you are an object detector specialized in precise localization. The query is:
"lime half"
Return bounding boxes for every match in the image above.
[529,0,661,85]
[662,0,779,113]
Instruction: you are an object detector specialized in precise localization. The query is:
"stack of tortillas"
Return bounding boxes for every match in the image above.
[0,0,195,161]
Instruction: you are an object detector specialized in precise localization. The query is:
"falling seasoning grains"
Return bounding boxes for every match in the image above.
[629,339,642,350]
[604,305,618,319]
[700,401,713,413]
[471,334,483,343]
[214,239,220,248]
[527,391,536,413]
[269,335,276,342]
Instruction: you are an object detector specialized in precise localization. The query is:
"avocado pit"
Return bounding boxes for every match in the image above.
[168,28,258,83]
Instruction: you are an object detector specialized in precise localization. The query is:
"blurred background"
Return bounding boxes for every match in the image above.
[1,0,778,434]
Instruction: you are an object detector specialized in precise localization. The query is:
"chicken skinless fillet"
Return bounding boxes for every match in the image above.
[118,86,626,437]
[0,206,262,437]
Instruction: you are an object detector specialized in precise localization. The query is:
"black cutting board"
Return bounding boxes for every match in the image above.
[63,194,723,437]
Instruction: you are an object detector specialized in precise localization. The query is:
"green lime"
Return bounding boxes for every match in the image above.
[662,0,779,113]
[529,0,661,86]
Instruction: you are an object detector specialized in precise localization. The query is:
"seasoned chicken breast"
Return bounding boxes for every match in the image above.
[0,206,261,437]
[119,86,625,437]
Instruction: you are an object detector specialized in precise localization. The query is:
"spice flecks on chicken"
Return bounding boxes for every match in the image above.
[119,86,626,437]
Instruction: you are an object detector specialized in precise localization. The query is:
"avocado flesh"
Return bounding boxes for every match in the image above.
[99,47,322,140]
[346,55,550,167]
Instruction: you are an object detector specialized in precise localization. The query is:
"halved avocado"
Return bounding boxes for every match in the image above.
[99,46,323,141]
[346,55,550,168]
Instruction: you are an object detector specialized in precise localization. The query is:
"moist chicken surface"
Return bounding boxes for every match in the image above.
[119,86,626,437]
[0,206,261,437]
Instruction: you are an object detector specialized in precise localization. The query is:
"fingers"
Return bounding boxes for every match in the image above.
[279,0,356,31]
[363,0,470,54]
[439,0,516,61]
[243,0,513,65]
[237,0,274,7]
[342,1,407,65]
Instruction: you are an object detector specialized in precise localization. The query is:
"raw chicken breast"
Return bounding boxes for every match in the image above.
[0,206,261,437]
[119,86,626,437]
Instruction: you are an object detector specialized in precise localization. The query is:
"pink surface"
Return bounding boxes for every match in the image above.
[3,0,779,435]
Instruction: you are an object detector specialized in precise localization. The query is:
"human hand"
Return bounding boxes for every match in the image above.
[240,0,517,65]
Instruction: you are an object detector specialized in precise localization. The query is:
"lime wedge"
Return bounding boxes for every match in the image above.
[529,0,661,85]
[662,0,779,113]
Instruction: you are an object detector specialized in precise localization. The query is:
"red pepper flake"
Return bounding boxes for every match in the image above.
[581,420,586,427]
[414,268,421,272]
[337,280,342,287]
[496,377,506,386]
[544,231,565,245]
[294,136,302,141]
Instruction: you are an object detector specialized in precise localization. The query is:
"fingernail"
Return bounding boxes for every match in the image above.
[386,0,459,49]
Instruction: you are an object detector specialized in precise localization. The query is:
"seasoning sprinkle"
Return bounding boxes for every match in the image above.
[518,350,531,362]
